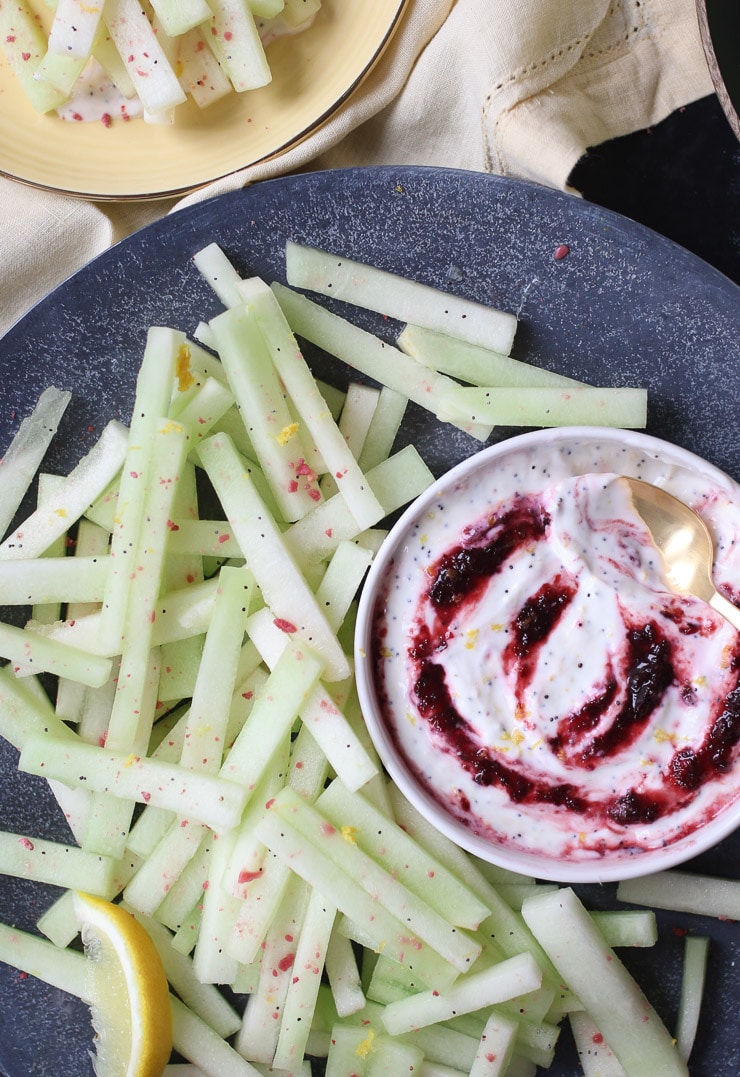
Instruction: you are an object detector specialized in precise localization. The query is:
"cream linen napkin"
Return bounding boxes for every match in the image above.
[0,0,713,337]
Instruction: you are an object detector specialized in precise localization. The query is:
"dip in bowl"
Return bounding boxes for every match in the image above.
[355,428,740,883]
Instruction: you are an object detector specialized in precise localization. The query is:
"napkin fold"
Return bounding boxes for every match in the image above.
[0,0,714,338]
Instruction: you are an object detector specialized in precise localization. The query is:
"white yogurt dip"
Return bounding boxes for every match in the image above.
[365,431,740,868]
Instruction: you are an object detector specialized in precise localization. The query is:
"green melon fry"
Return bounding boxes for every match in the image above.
[0,919,89,1001]
[521,887,688,1076]
[208,302,324,522]
[198,431,350,682]
[0,829,117,896]
[103,0,187,113]
[676,935,709,1062]
[0,420,128,561]
[0,0,69,112]
[272,282,494,443]
[398,322,583,389]
[284,241,518,357]
[19,733,249,834]
[437,383,648,429]
[316,778,490,931]
[244,278,386,530]
[0,386,71,541]
[617,870,740,920]
[0,555,109,606]
[259,787,482,974]
[149,0,211,36]
[380,953,543,1037]
[206,0,272,92]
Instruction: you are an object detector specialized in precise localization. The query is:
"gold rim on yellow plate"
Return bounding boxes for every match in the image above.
[0,0,409,201]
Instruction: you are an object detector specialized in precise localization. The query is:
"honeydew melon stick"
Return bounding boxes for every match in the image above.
[104,0,187,112]
[0,1,68,111]
[198,432,350,681]
[205,0,271,91]
[236,870,310,1062]
[321,382,379,498]
[283,444,433,567]
[569,1010,626,1077]
[149,0,211,35]
[0,829,116,895]
[0,920,89,1001]
[316,779,490,930]
[243,280,385,529]
[272,886,337,1070]
[398,323,582,388]
[521,887,688,1076]
[676,935,709,1062]
[357,385,408,472]
[127,909,242,1039]
[381,953,543,1037]
[208,303,323,521]
[0,664,73,748]
[86,420,188,860]
[218,639,324,793]
[179,565,253,773]
[272,283,493,442]
[19,733,248,833]
[264,787,481,973]
[192,829,243,985]
[178,26,233,108]
[123,817,208,917]
[170,995,263,1077]
[617,870,740,919]
[0,420,128,560]
[0,386,70,540]
[30,474,67,625]
[256,806,461,991]
[284,242,517,355]
[247,0,285,16]
[99,327,184,650]
[0,556,110,605]
[281,0,320,26]
[45,0,104,59]
[0,621,112,687]
[438,384,648,429]
[470,1012,518,1077]
[243,607,377,791]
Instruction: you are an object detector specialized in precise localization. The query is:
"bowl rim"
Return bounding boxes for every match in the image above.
[354,425,740,884]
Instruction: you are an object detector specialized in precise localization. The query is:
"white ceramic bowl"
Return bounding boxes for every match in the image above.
[354,427,740,883]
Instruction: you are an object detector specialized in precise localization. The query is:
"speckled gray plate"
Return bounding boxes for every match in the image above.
[0,167,738,1075]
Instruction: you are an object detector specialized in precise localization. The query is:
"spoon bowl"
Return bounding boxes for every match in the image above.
[622,476,740,631]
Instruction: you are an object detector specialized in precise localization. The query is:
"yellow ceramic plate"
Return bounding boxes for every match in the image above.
[0,0,408,201]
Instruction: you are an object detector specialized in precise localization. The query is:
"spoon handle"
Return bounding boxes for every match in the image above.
[709,590,740,632]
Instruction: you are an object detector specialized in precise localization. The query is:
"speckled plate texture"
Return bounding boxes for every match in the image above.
[0,167,738,1076]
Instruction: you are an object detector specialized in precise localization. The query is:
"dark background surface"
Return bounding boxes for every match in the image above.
[0,91,737,1076]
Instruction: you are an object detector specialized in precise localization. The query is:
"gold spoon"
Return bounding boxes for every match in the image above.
[621,476,740,631]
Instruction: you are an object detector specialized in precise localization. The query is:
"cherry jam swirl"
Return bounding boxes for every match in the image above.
[374,493,740,840]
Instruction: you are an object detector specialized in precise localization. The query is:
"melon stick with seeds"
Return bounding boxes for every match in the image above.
[397,322,583,388]
[208,302,323,522]
[0,386,70,539]
[0,1,68,111]
[284,241,518,356]
[272,282,493,442]
[617,870,740,919]
[198,431,350,682]
[676,935,709,1062]
[0,420,128,560]
[260,786,481,973]
[0,556,109,606]
[243,277,385,530]
[437,383,648,429]
[18,733,249,834]
[103,0,187,113]
[521,887,688,1076]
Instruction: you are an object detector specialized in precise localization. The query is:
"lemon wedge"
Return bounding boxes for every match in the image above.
[73,892,172,1077]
